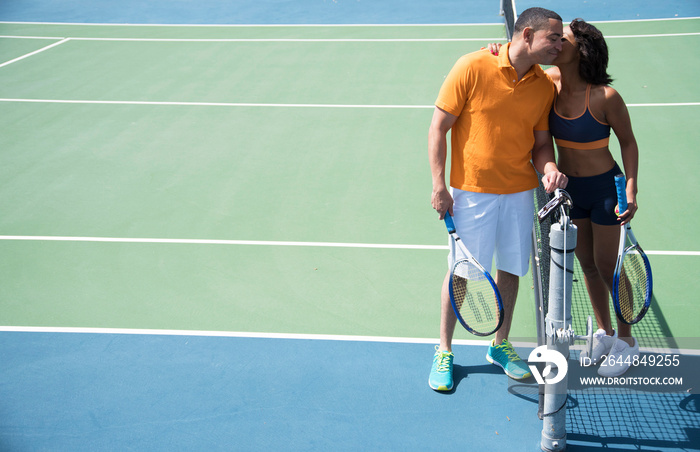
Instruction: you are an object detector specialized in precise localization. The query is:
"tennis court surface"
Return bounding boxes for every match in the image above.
[1,0,699,450]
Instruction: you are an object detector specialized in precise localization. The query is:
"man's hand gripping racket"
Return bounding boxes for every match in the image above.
[612,174,653,324]
[444,212,504,336]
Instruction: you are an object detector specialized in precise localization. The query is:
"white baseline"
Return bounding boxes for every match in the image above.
[1,326,699,355]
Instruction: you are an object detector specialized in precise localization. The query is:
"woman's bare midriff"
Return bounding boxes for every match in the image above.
[557,146,617,177]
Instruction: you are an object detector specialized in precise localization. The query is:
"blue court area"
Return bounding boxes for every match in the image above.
[1,332,542,451]
[1,0,699,451]
[2,331,698,450]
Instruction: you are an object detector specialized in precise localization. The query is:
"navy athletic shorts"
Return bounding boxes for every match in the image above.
[565,163,622,226]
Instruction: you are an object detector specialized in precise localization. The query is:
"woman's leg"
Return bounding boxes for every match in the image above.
[574,218,614,335]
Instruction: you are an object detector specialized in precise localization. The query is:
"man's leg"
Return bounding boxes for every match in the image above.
[440,271,458,351]
[494,269,519,344]
[429,188,498,391]
[486,269,531,379]
[485,190,534,380]
[429,271,457,391]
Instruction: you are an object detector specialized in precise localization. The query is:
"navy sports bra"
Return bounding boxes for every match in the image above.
[549,84,611,150]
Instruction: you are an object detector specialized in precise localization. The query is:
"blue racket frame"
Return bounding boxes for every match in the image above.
[612,175,653,324]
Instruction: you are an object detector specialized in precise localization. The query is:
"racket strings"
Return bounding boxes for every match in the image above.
[618,249,650,323]
[451,260,500,333]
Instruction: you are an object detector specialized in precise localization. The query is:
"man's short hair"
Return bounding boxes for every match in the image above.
[513,7,562,34]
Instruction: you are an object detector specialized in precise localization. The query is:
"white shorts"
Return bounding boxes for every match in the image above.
[448,188,534,277]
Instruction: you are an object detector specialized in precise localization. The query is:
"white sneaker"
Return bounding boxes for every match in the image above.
[598,338,639,377]
[581,329,616,365]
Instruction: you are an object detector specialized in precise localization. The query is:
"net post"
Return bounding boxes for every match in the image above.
[540,220,577,452]
[499,0,516,42]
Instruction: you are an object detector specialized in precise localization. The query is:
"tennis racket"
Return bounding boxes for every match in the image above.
[444,212,504,336]
[612,174,653,324]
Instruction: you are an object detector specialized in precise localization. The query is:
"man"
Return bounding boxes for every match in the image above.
[428,7,568,391]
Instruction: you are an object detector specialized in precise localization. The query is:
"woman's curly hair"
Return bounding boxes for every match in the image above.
[570,19,614,85]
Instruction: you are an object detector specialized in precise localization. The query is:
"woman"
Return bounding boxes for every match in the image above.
[548,19,640,377]
[490,19,640,377]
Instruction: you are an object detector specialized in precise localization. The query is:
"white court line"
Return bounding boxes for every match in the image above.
[0,98,433,109]
[606,32,700,39]
[0,235,697,256]
[592,17,700,24]
[0,21,501,27]
[64,37,504,42]
[1,34,698,42]
[0,98,698,109]
[0,325,489,346]
[0,17,697,26]
[0,235,445,250]
[1,326,698,355]
[0,37,69,68]
[0,35,64,40]
[629,103,700,107]
[645,251,700,256]
[62,32,697,41]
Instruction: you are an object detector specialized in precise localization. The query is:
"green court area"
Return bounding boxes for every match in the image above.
[0,19,698,346]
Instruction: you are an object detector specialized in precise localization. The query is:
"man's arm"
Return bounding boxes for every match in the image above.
[531,129,568,193]
[429,107,458,219]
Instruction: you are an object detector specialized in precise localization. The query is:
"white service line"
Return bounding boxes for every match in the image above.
[67,36,506,42]
[0,98,697,109]
[606,32,700,39]
[0,235,446,250]
[645,250,700,256]
[0,98,434,109]
[0,37,69,68]
[59,31,698,41]
[0,234,697,256]
[628,103,700,107]
[0,35,65,39]
[0,21,500,27]
[593,16,700,23]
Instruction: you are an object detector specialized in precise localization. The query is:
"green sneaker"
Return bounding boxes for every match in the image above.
[486,339,532,380]
[429,346,454,391]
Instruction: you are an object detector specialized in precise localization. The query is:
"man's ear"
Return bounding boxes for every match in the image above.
[521,27,535,44]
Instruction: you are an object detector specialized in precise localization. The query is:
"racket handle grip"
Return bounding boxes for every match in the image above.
[614,174,627,215]
[444,212,456,233]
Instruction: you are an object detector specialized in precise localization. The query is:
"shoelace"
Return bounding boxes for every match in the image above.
[496,341,521,362]
[435,351,453,373]
[593,330,606,340]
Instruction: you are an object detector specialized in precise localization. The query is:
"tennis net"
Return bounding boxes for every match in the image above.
[532,179,676,351]
[532,177,591,344]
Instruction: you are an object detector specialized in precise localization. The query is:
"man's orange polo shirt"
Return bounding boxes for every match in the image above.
[435,43,555,194]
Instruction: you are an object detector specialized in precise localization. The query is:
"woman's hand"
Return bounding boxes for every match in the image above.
[481,43,503,55]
